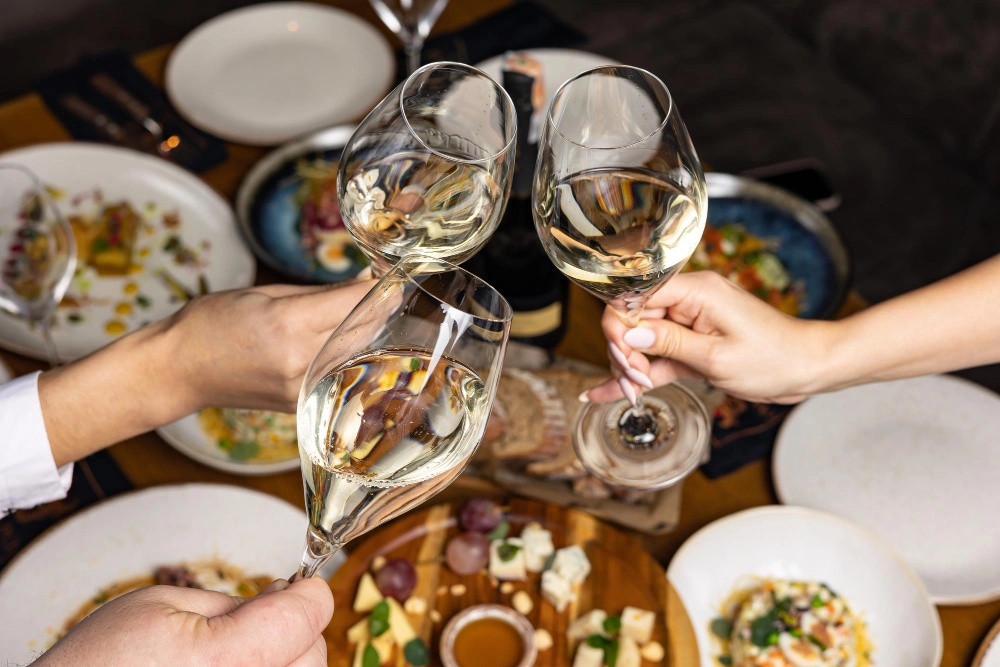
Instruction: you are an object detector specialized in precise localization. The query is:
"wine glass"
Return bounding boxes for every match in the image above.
[0,164,76,366]
[338,61,516,277]
[368,0,450,74]
[532,66,711,490]
[293,253,511,580]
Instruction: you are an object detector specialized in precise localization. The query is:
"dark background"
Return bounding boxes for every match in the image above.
[3,0,999,387]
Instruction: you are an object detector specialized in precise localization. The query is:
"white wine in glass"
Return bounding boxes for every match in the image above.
[339,62,516,276]
[294,254,511,579]
[533,66,711,490]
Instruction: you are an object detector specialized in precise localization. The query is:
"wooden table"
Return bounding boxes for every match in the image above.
[0,1,997,663]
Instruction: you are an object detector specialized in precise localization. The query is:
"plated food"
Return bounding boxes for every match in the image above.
[711,578,872,667]
[60,561,271,639]
[236,125,368,283]
[667,506,942,667]
[0,143,255,361]
[0,484,314,664]
[326,498,669,667]
[197,407,298,463]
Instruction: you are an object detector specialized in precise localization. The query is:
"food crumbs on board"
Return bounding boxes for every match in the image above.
[511,591,533,615]
[499,582,515,595]
[450,583,467,597]
[437,585,448,596]
[489,576,500,588]
[641,640,665,662]
[430,609,442,623]
[115,302,132,316]
[534,628,553,651]
[105,320,127,335]
[371,555,387,572]
[404,596,427,615]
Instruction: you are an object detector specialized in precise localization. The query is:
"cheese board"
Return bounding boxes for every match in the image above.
[324,498,698,666]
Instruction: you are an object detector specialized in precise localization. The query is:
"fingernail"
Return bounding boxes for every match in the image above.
[618,376,638,406]
[578,391,590,403]
[625,367,654,389]
[623,327,656,350]
[607,342,630,369]
[261,578,289,594]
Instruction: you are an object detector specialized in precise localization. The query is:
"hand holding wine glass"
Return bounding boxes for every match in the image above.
[338,62,515,276]
[532,65,710,490]
[293,254,511,580]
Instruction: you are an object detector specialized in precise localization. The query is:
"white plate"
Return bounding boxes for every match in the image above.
[476,48,619,118]
[0,484,345,663]
[0,143,255,362]
[773,375,1000,604]
[166,2,394,145]
[977,617,1000,667]
[667,505,942,667]
[157,413,299,476]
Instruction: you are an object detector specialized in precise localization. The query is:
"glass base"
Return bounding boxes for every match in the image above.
[574,382,710,490]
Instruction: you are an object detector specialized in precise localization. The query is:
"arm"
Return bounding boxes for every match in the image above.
[588,255,1000,404]
[39,280,373,468]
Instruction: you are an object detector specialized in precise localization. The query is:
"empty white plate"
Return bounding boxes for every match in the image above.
[166,2,394,145]
[774,375,1000,604]
[0,484,344,663]
[668,505,942,667]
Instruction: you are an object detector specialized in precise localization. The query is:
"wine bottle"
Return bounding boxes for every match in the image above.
[471,63,569,350]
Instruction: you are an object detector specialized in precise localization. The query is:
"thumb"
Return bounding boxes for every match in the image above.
[622,318,712,370]
[212,577,334,666]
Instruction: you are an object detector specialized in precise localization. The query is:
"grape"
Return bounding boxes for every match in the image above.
[375,558,417,601]
[460,498,503,533]
[446,532,490,575]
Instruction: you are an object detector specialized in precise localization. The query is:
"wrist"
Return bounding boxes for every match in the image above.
[803,318,858,395]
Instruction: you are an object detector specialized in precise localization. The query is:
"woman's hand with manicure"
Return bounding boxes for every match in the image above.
[583,271,838,404]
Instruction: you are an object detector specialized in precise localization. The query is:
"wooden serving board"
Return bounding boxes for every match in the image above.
[324,497,700,666]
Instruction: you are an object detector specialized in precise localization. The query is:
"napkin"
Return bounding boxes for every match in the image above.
[0,450,133,568]
[395,2,586,81]
[37,51,227,173]
[699,396,794,479]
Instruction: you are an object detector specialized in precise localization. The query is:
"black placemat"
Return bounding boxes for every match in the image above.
[700,396,793,479]
[395,2,586,81]
[37,51,227,173]
[0,450,133,569]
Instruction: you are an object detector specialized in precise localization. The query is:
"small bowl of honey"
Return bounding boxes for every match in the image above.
[439,603,537,667]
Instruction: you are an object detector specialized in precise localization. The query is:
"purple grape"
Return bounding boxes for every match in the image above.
[460,498,503,533]
[375,558,417,601]
[446,532,490,575]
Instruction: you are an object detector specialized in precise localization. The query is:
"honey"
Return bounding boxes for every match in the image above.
[453,617,524,667]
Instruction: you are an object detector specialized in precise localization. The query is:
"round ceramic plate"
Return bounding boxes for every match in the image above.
[476,49,618,121]
[667,505,942,667]
[0,484,347,663]
[235,125,368,283]
[157,412,299,475]
[166,2,394,145]
[705,173,850,319]
[774,375,1000,604]
[0,143,255,362]
[974,615,1000,667]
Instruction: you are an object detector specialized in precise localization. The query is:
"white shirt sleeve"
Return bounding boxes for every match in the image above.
[0,371,73,518]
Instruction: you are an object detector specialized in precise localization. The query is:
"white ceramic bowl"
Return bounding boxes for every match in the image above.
[667,505,942,666]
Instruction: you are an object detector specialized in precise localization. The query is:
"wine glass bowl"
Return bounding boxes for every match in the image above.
[0,164,76,365]
[294,254,511,579]
[338,62,516,276]
[532,65,709,489]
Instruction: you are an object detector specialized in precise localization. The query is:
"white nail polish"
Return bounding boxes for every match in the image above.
[578,391,590,403]
[625,367,654,389]
[607,342,630,369]
[623,327,656,350]
[618,376,638,406]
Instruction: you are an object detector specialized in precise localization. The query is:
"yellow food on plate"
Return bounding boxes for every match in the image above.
[198,408,297,463]
[712,579,873,667]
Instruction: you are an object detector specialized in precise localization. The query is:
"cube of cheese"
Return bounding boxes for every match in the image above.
[541,569,576,612]
[551,545,591,586]
[572,642,605,667]
[353,572,383,613]
[567,609,608,640]
[489,538,528,581]
[617,636,642,667]
[346,617,369,644]
[521,523,555,572]
[386,597,417,645]
[371,632,395,664]
[620,606,656,645]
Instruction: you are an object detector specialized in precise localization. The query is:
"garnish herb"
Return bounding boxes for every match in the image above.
[718,656,733,665]
[486,521,510,541]
[603,614,621,635]
[228,440,259,461]
[710,618,733,639]
[408,357,421,371]
[404,638,429,666]
[497,541,521,563]
[135,295,151,309]
[750,609,783,647]
[362,644,380,667]
[810,594,824,608]
[585,635,619,667]
[807,634,828,651]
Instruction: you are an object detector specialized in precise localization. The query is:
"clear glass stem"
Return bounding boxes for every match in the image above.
[40,321,61,367]
[404,39,424,75]
[292,527,343,581]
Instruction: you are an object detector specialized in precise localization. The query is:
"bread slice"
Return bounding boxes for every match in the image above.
[490,369,569,462]
[524,370,604,479]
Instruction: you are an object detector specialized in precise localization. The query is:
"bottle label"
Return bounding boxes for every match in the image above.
[510,302,562,338]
